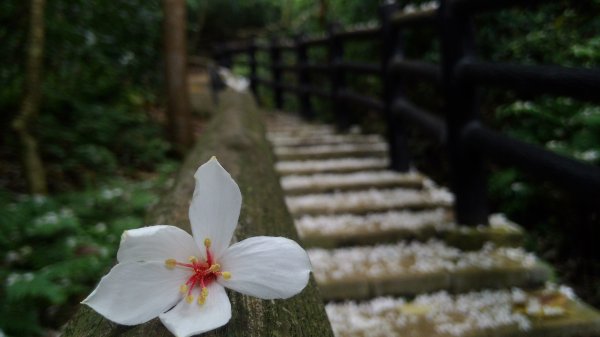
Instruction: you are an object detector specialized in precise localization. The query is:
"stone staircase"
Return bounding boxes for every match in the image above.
[267,113,600,337]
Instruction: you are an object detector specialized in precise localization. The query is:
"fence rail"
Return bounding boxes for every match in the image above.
[214,0,600,226]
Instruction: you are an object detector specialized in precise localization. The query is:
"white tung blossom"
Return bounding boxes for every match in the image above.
[294,209,450,237]
[280,171,423,192]
[326,289,536,337]
[83,157,311,337]
[308,240,539,283]
[285,187,453,215]
[275,158,389,175]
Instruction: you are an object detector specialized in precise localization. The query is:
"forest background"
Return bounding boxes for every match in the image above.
[0,0,598,336]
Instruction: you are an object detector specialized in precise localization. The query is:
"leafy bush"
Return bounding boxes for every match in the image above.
[0,163,176,337]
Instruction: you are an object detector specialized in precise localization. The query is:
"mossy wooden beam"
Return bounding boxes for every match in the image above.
[62,89,334,337]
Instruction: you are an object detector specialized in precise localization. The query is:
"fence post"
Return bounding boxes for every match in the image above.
[213,45,225,68]
[328,23,349,130]
[269,37,284,110]
[439,0,488,226]
[248,39,258,100]
[295,33,314,119]
[380,1,411,172]
[215,44,233,69]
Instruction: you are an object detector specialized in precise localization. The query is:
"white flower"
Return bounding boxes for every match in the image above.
[82,157,312,337]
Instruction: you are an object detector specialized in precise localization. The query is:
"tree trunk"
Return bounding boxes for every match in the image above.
[319,0,329,29]
[12,0,48,195]
[163,0,193,155]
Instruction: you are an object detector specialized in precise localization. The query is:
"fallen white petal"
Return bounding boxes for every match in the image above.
[117,225,198,263]
[82,261,187,325]
[189,157,242,259]
[160,282,231,337]
[219,236,311,299]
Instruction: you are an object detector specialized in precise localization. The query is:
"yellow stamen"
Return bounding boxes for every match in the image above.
[198,287,209,305]
[207,264,220,273]
[185,295,194,304]
[165,259,177,269]
[188,256,198,263]
[221,272,232,280]
[204,238,211,248]
[179,284,188,294]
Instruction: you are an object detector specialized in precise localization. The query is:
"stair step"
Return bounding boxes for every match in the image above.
[296,209,451,248]
[281,171,424,195]
[309,240,550,300]
[266,112,303,124]
[267,115,600,337]
[326,285,600,337]
[275,143,388,160]
[297,212,524,250]
[286,187,453,216]
[276,158,390,175]
[267,125,336,138]
[269,133,384,147]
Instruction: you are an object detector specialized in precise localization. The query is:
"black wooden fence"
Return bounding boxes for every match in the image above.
[214,0,600,228]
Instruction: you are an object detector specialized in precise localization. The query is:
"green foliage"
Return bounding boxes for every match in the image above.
[477,2,600,67]
[0,164,176,337]
[39,101,170,185]
[188,0,280,50]
[474,4,600,273]
[494,98,600,164]
[1,0,168,190]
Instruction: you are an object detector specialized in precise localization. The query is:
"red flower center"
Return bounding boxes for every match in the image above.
[165,238,231,305]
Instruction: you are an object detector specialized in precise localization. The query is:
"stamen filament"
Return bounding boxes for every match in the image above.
[204,238,213,265]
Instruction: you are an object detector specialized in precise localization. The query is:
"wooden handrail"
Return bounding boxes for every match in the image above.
[61,89,334,337]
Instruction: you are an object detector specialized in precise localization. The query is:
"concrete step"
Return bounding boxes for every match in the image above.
[285,187,453,216]
[309,240,550,300]
[276,158,390,175]
[326,285,600,337]
[267,125,336,138]
[269,133,384,147]
[296,212,524,250]
[267,115,600,337]
[275,143,388,161]
[281,171,424,195]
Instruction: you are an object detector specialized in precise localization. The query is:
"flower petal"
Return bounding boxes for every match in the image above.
[189,157,242,258]
[82,261,187,325]
[218,236,311,299]
[159,282,231,337]
[117,225,199,263]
